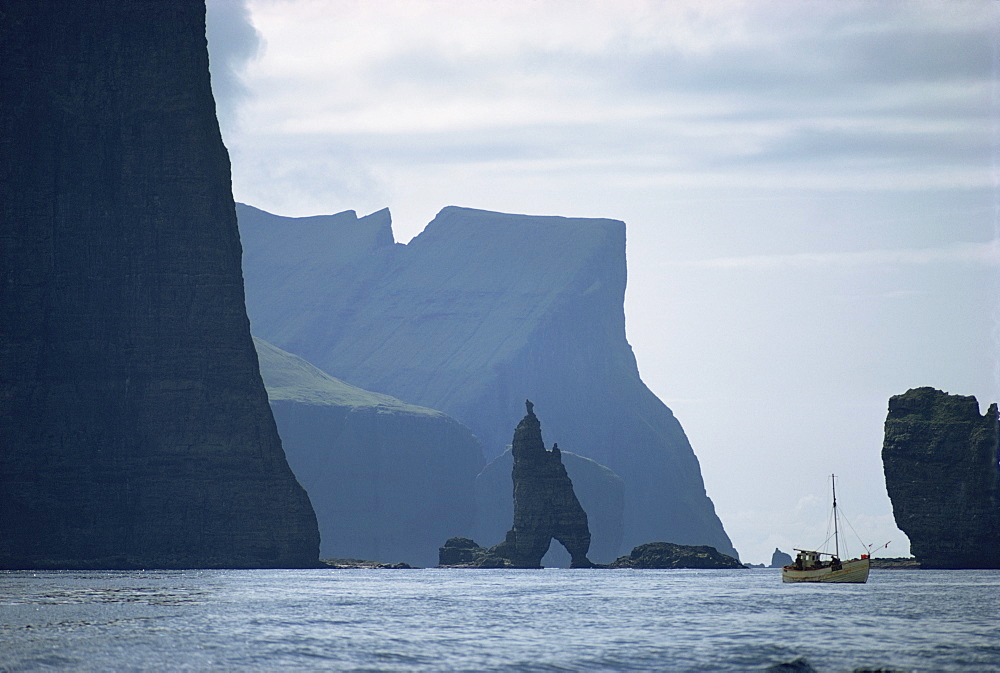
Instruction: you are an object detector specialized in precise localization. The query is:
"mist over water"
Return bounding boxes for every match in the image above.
[3,569,998,671]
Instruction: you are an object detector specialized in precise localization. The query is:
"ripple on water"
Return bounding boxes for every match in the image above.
[0,568,997,671]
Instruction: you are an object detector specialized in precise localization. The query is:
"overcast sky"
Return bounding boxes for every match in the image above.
[207,0,999,564]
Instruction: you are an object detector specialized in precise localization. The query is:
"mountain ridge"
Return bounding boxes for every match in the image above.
[240,203,737,558]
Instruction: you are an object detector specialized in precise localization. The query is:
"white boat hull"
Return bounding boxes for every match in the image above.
[781,557,870,583]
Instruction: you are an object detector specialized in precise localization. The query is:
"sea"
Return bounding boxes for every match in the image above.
[1,568,997,672]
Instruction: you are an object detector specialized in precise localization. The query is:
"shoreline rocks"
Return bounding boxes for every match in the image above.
[438,538,746,570]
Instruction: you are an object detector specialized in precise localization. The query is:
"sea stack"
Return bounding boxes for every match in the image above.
[0,1,319,568]
[490,401,594,568]
[769,548,793,569]
[473,447,624,565]
[882,387,1000,569]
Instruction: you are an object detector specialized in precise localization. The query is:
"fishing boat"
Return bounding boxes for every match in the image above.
[782,475,870,583]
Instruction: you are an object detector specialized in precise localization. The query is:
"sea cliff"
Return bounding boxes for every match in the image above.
[239,204,736,559]
[882,387,999,569]
[0,1,318,568]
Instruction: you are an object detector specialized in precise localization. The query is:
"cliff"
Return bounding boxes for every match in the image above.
[882,387,1000,569]
[238,204,737,558]
[488,401,594,568]
[473,447,624,565]
[0,1,318,568]
[255,338,485,567]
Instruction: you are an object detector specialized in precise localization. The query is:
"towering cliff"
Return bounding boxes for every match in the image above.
[0,1,319,568]
[239,204,737,558]
[490,402,593,568]
[256,338,484,567]
[882,387,1000,569]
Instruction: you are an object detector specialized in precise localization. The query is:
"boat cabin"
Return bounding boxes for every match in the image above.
[792,549,820,570]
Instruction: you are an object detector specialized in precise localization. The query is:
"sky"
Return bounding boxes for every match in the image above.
[206,0,999,565]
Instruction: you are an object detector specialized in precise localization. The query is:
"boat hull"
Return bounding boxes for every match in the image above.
[781,557,870,583]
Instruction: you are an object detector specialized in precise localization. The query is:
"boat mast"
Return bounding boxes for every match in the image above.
[831,473,839,558]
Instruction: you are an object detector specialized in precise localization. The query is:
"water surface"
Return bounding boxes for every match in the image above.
[2,568,997,671]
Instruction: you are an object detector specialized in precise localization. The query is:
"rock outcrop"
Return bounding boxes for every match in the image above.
[256,337,485,567]
[438,537,512,568]
[238,204,737,558]
[473,447,624,565]
[769,548,793,568]
[882,387,999,569]
[439,538,745,570]
[0,1,319,568]
[609,542,745,569]
[488,401,594,568]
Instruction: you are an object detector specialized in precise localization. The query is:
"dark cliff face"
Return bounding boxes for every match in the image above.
[882,387,999,569]
[0,1,319,568]
[256,337,485,568]
[490,402,593,568]
[239,204,737,559]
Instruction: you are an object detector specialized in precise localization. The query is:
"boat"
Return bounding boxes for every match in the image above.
[782,475,871,583]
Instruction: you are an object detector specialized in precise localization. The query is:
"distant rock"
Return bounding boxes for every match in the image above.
[239,204,738,559]
[487,401,594,568]
[882,387,999,569]
[256,338,484,568]
[438,537,485,566]
[319,558,413,569]
[609,542,745,569]
[438,537,512,568]
[473,447,624,565]
[0,1,318,569]
[440,538,746,571]
[869,557,920,569]
[769,548,793,568]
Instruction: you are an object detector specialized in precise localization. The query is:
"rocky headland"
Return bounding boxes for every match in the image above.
[0,1,319,568]
[256,337,485,568]
[882,387,999,569]
[238,204,737,559]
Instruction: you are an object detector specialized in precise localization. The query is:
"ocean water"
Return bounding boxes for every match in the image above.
[1,568,997,672]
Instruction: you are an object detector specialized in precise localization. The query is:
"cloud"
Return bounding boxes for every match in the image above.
[679,240,1000,270]
[205,0,263,134]
[238,1,994,184]
[226,1,997,219]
